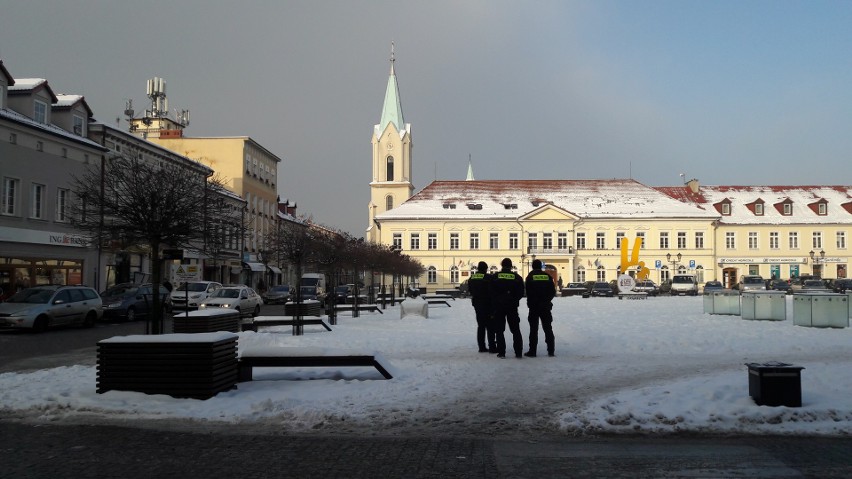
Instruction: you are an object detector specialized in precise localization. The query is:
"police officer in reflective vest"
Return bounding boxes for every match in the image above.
[491,257,525,358]
[468,261,496,353]
[524,259,556,357]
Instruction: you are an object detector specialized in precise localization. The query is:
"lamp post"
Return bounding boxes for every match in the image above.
[666,252,682,279]
[809,249,825,276]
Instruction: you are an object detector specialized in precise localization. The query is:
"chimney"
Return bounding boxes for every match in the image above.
[687,178,700,194]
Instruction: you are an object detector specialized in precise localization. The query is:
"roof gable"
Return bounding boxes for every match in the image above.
[520,203,578,221]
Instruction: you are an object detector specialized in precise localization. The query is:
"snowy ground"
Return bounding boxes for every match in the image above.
[2,294,851,437]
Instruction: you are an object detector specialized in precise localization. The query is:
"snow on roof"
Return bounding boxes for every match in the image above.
[378,179,718,221]
[663,185,852,225]
[8,78,46,90]
[53,94,81,107]
[0,107,106,150]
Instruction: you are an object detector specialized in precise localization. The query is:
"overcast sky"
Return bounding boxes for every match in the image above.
[2,1,852,235]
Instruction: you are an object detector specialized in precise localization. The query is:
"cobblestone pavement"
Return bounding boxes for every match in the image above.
[3,421,852,478]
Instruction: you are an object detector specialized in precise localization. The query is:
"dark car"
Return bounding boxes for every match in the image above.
[100,283,171,322]
[703,281,724,293]
[262,285,291,304]
[589,282,615,297]
[633,280,660,296]
[832,278,852,293]
[561,282,588,297]
[798,279,831,293]
[767,278,790,292]
[788,275,820,294]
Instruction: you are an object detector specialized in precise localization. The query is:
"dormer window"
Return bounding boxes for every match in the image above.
[721,203,731,215]
[34,100,47,124]
[818,203,827,215]
[502,203,517,209]
[466,203,482,210]
[783,203,792,215]
[754,203,764,215]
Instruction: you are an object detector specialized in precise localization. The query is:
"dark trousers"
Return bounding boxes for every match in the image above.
[527,305,554,354]
[474,305,495,351]
[493,305,523,356]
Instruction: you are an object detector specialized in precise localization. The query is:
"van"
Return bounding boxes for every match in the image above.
[300,273,327,304]
[670,274,698,296]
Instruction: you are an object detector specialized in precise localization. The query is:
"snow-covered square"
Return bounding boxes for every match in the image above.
[1,295,851,437]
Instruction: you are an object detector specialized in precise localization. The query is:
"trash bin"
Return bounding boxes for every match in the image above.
[703,290,740,315]
[745,361,804,407]
[792,293,849,328]
[741,290,786,321]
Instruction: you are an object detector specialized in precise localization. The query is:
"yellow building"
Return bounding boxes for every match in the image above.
[367,58,852,290]
[659,180,852,288]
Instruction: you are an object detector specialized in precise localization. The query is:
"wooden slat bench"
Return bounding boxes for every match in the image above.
[423,295,454,307]
[333,303,384,314]
[97,332,239,399]
[238,347,393,381]
[241,316,332,332]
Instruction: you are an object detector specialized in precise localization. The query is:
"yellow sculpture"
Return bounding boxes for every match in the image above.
[620,237,650,280]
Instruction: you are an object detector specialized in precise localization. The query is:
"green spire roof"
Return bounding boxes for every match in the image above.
[379,45,405,134]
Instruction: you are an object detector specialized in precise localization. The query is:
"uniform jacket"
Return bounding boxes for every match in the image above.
[491,268,524,308]
[525,268,556,308]
[467,271,493,309]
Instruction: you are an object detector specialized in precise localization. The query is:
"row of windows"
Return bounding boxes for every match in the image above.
[726,231,846,250]
[421,264,706,285]
[393,232,524,251]
[720,201,828,216]
[1,177,69,221]
[392,230,849,252]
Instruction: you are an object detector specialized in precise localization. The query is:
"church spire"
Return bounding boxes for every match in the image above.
[379,41,405,134]
[466,154,475,181]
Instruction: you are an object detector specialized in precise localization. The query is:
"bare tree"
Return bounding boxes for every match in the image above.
[70,155,231,333]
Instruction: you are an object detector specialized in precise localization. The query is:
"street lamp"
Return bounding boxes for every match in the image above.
[666,252,682,275]
[809,249,825,275]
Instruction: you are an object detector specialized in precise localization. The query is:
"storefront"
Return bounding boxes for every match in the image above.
[0,226,97,300]
[717,257,809,286]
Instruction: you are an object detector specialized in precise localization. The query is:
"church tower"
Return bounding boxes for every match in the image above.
[367,44,413,241]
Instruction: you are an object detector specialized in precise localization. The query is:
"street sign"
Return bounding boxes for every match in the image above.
[689,259,696,269]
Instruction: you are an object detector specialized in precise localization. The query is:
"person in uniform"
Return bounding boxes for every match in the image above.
[467,261,496,353]
[490,258,525,358]
[524,259,556,357]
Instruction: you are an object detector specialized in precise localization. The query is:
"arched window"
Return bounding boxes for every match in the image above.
[427,266,437,284]
[386,195,393,211]
[695,265,704,283]
[386,156,394,181]
[661,265,670,282]
[597,265,606,282]
[450,266,459,284]
[489,265,498,274]
[576,266,585,283]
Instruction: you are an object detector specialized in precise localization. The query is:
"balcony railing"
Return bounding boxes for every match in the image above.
[528,247,574,255]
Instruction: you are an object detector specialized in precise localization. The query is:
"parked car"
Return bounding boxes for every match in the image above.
[798,279,832,293]
[588,282,615,297]
[670,275,699,296]
[100,283,171,322]
[298,285,320,303]
[633,280,660,296]
[832,278,852,293]
[659,279,672,295]
[766,278,790,292]
[261,285,291,304]
[169,281,222,311]
[333,284,355,304]
[788,275,819,293]
[702,281,724,294]
[0,285,102,332]
[198,285,262,316]
[561,282,588,297]
[738,275,766,293]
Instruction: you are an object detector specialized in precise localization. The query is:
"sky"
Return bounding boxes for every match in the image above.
[2,1,852,235]
[2,294,851,436]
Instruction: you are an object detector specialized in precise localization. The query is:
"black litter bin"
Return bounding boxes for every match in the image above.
[745,361,804,407]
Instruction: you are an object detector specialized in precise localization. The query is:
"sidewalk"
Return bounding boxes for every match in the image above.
[4,421,852,478]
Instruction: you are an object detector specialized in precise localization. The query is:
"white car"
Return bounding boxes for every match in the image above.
[199,286,262,316]
[169,281,222,310]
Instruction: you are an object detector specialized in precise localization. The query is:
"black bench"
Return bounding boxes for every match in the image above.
[426,299,452,307]
[333,303,384,314]
[241,316,332,332]
[238,347,393,381]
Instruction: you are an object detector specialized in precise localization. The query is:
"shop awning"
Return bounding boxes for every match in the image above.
[268,265,282,274]
[243,262,266,272]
